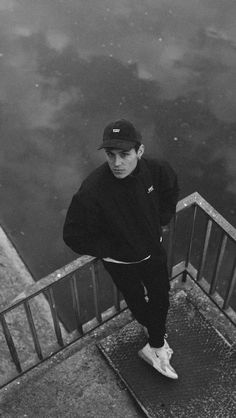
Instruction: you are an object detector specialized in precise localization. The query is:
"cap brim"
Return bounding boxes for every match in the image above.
[98,139,138,151]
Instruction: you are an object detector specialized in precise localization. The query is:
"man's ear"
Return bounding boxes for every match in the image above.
[137,144,145,159]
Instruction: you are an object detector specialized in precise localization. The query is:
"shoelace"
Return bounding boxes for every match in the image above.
[164,340,173,359]
[165,346,173,359]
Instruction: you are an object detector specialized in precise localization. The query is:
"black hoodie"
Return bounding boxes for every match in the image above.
[63,157,179,262]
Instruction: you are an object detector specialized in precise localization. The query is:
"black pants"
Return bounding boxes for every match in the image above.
[103,250,170,348]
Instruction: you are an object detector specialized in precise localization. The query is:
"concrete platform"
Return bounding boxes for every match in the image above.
[0,226,58,386]
[0,310,143,418]
[0,288,235,417]
[0,226,142,416]
[1,224,236,417]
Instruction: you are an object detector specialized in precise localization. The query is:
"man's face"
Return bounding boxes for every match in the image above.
[105,147,141,179]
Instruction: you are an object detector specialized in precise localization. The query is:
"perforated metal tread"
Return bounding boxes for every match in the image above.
[97,292,236,418]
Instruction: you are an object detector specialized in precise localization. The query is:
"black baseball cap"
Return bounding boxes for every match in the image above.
[98,119,142,151]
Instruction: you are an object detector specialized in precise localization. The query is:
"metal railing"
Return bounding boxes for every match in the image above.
[168,192,236,322]
[0,192,235,388]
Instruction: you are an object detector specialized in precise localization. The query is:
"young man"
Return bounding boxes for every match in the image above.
[63,119,179,379]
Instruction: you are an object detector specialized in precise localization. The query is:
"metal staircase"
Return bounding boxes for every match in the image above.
[0,192,235,395]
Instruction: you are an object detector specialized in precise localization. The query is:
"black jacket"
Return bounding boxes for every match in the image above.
[63,157,179,262]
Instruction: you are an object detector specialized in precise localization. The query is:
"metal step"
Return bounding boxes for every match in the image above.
[98,291,236,418]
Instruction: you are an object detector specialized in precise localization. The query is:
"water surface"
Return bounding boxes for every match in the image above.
[0,0,235,281]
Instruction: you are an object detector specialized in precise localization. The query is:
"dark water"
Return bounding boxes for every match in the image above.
[0,1,235,287]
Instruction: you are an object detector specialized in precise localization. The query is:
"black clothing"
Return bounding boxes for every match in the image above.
[63,157,179,262]
[63,156,179,348]
[103,254,170,347]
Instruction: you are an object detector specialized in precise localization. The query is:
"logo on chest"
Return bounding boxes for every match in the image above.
[147,185,154,194]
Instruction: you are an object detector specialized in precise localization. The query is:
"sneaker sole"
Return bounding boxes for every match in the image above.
[138,350,178,380]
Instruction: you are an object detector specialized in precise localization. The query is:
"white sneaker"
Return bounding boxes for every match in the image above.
[164,339,173,359]
[138,343,178,379]
[142,328,174,360]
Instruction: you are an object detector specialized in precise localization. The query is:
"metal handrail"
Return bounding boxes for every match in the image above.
[176,192,236,241]
[174,192,236,319]
[0,192,235,388]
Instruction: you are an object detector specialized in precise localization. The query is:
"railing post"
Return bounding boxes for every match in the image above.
[24,300,43,360]
[167,215,176,278]
[46,288,64,347]
[223,256,236,310]
[209,232,228,295]
[90,262,102,323]
[70,273,83,335]
[0,314,22,373]
[182,204,197,282]
[196,218,213,282]
[113,283,121,312]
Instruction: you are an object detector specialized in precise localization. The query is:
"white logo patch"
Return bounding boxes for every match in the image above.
[147,185,154,193]
[113,128,120,132]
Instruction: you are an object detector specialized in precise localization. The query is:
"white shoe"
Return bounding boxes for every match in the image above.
[164,339,173,359]
[138,343,178,379]
[142,328,174,360]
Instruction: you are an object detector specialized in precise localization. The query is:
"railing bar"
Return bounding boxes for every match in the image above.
[185,205,197,269]
[209,233,228,295]
[186,271,236,327]
[70,274,83,335]
[0,314,22,373]
[176,192,236,242]
[46,288,64,347]
[195,201,236,242]
[196,218,213,282]
[197,206,236,241]
[1,192,235,316]
[167,215,177,277]
[90,263,102,323]
[0,192,235,390]
[113,283,121,312]
[0,258,95,316]
[223,257,236,310]
[23,301,43,360]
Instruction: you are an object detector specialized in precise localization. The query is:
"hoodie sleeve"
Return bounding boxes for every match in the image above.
[63,189,111,259]
[158,161,180,226]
